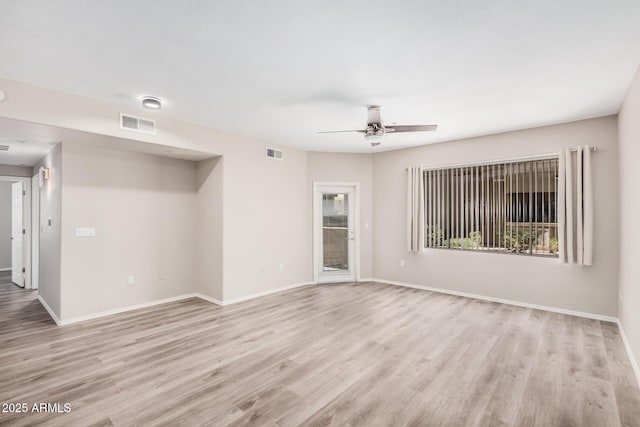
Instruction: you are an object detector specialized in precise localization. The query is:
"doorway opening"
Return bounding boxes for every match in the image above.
[0,175,33,289]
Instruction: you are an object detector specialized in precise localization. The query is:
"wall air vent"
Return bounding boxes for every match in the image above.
[0,145,9,151]
[119,113,156,135]
[266,147,283,160]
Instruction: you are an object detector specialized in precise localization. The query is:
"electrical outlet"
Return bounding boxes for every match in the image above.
[400,260,405,267]
[127,275,135,285]
[279,263,284,271]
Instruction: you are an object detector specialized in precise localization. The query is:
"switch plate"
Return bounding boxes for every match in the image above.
[75,227,96,237]
[127,275,135,285]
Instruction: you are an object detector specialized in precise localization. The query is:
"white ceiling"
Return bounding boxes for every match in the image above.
[1,1,639,153]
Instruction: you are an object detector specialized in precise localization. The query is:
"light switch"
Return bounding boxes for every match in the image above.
[75,227,96,237]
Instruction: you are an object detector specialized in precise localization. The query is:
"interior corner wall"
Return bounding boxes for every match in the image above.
[0,181,12,269]
[196,156,223,301]
[59,141,199,320]
[221,143,311,301]
[307,152,374,279]
[33,144,62,318]
[618,65,640,373]
[372,116,620,317]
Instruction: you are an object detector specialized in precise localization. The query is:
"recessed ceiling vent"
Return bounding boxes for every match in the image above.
[0,145,9,151]
[266,147,283,160]
[119,113,156,135]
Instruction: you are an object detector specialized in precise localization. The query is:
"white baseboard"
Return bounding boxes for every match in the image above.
[370,278,618,323]
[48,282,317,325]
[215,281,316,306]
[0,267,11,272]
[194,293,224,306]
[37,295,61,326]
[58,293,201,325]
[358,277,375,282]
[617,321,640,388]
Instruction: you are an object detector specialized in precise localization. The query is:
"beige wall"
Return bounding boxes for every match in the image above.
[221,142,310,301]
[59,142,200,319]
[33,144,62,317]
[307,152,374,279]
[0,78,313,305]
[618,66,640,371]
[372,116,620,317]
[0,181,11,269]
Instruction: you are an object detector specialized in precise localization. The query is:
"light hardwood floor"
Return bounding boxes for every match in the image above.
[1,275,639,426]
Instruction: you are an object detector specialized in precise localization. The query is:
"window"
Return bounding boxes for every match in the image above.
[423,158,559,256]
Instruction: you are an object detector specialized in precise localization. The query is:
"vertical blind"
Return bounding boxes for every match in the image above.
[423,158,559,256]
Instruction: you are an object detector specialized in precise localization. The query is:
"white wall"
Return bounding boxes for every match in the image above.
[59,141,200,320]
[618,66,640,373]
[33,144,62,317]
[0,181,11,269]
[373,116,619,317]
[307,152,374,279]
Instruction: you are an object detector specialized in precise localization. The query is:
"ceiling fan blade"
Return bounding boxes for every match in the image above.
[317,130,366,134]
[385,125,438,133]
[367,105,382,126]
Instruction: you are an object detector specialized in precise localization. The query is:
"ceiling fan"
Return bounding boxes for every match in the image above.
[318,105,438,147]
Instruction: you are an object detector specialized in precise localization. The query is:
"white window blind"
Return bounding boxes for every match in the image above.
[423,158,559,256]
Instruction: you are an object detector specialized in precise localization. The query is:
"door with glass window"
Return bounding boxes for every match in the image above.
[313,183,358,283]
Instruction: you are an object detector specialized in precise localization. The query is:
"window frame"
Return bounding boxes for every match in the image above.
[421,155,560,258]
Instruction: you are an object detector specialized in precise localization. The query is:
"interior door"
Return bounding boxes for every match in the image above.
[314,184,357,283]
[11,181,24,287]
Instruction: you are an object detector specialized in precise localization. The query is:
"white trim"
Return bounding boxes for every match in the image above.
[0,267,11,272]
[57,293,201,325]
[213,281,316,306]
[31,174,39,290]
[37,295,61,325]
[44,282,317,325]
[359,277,374,282]
[194,293,224,306]
[617,321,640,388]
[370,278,618,322]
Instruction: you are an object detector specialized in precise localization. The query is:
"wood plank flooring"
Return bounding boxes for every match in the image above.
[1,275,639,426]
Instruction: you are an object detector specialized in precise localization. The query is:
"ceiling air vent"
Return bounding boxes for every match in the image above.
[0,145,9,151]
[119,113,156,135]
[266,147,283,160]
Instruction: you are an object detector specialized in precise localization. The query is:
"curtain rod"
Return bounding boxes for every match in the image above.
[406,146,598,171]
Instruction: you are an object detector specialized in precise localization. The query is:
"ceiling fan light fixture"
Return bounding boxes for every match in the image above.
[364,133,384,144]
[142,96,162,110]
[318,105,437,147]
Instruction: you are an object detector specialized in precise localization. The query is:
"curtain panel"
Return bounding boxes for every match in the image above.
[558,146,593,265]
[406,166,424,252]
